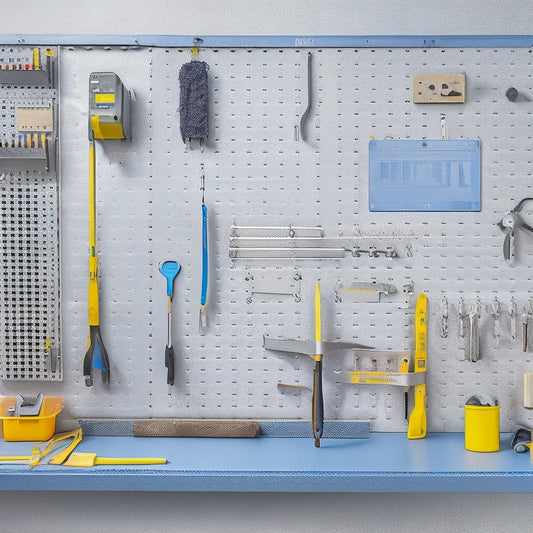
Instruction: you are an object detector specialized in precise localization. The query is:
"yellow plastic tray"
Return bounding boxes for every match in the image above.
[0,396,62,441]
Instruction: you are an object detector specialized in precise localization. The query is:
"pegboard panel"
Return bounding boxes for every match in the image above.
[0,45,60,381]
[3,45,533,433]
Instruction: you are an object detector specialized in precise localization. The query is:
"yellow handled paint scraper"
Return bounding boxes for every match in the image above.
[63,452,167,467]
[407,293,428,439]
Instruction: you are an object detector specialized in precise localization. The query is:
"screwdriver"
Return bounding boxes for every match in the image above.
[312,282,324,447]
[159,261,181,385]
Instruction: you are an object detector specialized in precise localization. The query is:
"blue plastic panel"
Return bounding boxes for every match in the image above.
[369,139,481,212]
[0,34,532,48]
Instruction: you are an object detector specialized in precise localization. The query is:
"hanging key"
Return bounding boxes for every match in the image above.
[458,297,468,339]
[468,301,481,363]
[523,300,533,353]
[440,296,449,339]
[510,297,518,342]
[489,297,501,344]
[522,307,529,352]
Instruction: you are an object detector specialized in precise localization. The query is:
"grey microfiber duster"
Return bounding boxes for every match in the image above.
[179,60,209,145]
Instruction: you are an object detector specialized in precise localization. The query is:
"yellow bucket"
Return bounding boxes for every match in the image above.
[464,404,500,452]
[0,396,62,441]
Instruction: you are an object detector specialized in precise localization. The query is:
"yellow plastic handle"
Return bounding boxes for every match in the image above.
[95,457,167,465]
[90,115,125,140]
[314,283,321,344]
[88,269,100,326]
[88,141,100,326]
[414,293,427,371]
[407,293,428,439]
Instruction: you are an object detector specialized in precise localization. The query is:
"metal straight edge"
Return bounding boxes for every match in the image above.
[229,237,400,251]
[78,419,371,439]
[264,337,376,355]
[0,34,532,48]
[229,237,332,248]
[340,282,397,294]
[229,247,346,259]
[230,225,325,238]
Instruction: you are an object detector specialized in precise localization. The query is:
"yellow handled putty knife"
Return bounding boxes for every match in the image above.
[407,293,428,439]
[63,452,167,467]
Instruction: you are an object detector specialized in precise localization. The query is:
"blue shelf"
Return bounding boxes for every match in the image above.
[0,432,531,492]
[0,34,532,48]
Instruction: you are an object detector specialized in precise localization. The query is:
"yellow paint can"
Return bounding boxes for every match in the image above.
[465,404,500,452]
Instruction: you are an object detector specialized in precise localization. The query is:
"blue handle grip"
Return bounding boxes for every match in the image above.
[201,203,208,306]
[159,261,181,297]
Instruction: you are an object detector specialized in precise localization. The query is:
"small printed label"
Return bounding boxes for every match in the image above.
[95,93,115,104]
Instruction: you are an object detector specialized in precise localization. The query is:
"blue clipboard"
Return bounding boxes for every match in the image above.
[368,139,481,212]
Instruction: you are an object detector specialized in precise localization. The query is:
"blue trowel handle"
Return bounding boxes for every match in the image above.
[159,261,181,297]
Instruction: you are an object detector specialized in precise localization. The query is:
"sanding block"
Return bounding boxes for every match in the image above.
[133,419,261,438]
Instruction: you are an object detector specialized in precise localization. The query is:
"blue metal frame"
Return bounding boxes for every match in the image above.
[0,34,532,48]
[0,33,530,493]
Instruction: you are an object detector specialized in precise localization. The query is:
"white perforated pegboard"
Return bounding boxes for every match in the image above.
[2,45,533,432]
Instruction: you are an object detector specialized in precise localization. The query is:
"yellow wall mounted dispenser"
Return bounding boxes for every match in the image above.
[88,72,131,140]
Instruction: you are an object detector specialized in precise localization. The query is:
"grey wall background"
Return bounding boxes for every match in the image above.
[1,0,531,36]
[2,1,533,531]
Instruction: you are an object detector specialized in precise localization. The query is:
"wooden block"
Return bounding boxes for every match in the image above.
[413,74,465,103]
[17,107,54,132]
[133,419,261,438]
[524,373,533,408]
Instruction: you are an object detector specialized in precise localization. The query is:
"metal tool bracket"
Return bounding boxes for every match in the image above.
[338,370,426,387]
[245,270,302,303]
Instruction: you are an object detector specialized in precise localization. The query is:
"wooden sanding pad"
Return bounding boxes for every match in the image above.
[133,419,261,438]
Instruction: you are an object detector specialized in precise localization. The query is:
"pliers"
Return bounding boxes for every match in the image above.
[497,198,533,264]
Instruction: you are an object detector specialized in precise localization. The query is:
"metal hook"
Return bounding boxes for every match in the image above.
[200,163,205,204]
